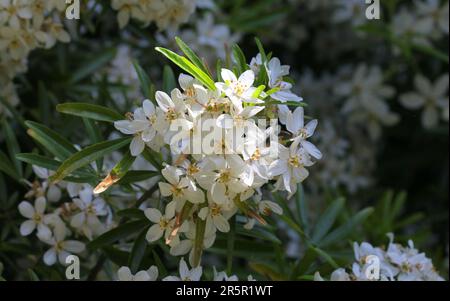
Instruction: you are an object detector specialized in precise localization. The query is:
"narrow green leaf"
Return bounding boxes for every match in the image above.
[254,37,267,62]
[118,170,159,184]
[83,118,103,171]
[155,47,216,91]
[236,225,281,244]
[231,44,248,75]
[175,37,211,77]
[70,48,116,83]
[15,153,94,179]
[87,219,149,250]
[49,137,131,183]
[57,103,123,123]
[25,121,77,160]
[311,247,339,269]
[319,207,374,247]
[133,61,153,100]
[311,197,345,243]
[128,226,150,273]
[27,269,40,281]
[251,85,266,98]
[163,65,176,93]
[1,119,21,177]
[0,150,19,180]
[93,151,135,193]
[116,208,146,220]
[226,216,236,274]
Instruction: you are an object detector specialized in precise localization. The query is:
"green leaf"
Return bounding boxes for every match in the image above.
[251,85,266,98]
[412,43,449,64]
[254,37,267,63]
[163,65,176,93]
[295,183,309,230]
[236,225,281,244]
[15,153,95,179]
[83,118,103,171]
[87,219,149,250]
[133,61,154,100]
[319,207,374,247]
[25,121,78,160]
[128,226,150,273]
[175,37,211,77]
[155,47,216,91]
[57,103,123,123]
[118,170,159,184]
[116,208,146,220]
[226,216,236,274]
[311,246,339,269]
[49,137,131,183]
[0,150,19,180]
[27,269,40,281]
[93,151,136,193]
[69,48,116,83]
[311,197,345,243]
[231,44,248,75]
[102,246,130,267]
[1,119,22,177]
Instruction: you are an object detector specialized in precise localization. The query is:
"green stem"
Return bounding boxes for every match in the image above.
[226,216,236,275]
[192,216,206,267]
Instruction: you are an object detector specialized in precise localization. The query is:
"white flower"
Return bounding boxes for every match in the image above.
[269,142,314,194]
[144,207,176,242]
[335,64,399,140]
[216,69,258,111]
[169,221,216,265]
[163,258,202,281]
[213,267,239,281]
[286,107,322,160]
[159,165,205,205]
[257,200,283,216]
[31,166,63,202]
[196,155,248,205]
[400,74,449,129]
[42,226,85,266]
[117,266,158,281]
[70,186,108,239]
[198,193,236,233]
[114,99,158,156]
[18,197,51,239]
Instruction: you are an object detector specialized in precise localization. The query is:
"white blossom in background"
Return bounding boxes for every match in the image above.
[334,64,399,140]
[315,234,445,281]
[332,0,368,26]
[163,258,203,281]
[41,225,85,266]
[400,73,449,129]
[415,0,449,37]
[111,0,208,30]
[117,266,158,281]
[0,0,69,115]
[157,13,240,64]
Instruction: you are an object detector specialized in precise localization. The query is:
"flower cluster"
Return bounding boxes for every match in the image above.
[0,0,69,114]
[116,258,254,281]
[18,166,113,266]
[111,0,208,30]
[315,234,445,281]
[113,53,321,266]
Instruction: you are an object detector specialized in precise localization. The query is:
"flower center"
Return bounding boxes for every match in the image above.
[288,156,301,168]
